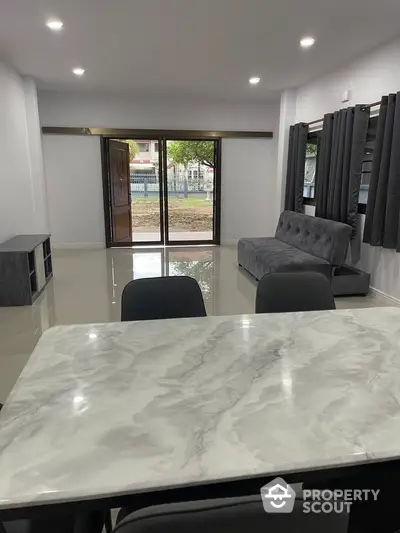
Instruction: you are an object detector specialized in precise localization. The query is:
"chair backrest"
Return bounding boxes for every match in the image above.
[275,211,352,266]
[113,495,349,533]
[0,522,31,533]
[121,276,207,321]
[256,272,336,314]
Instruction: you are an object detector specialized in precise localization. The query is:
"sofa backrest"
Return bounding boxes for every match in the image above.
[275,211,352,266]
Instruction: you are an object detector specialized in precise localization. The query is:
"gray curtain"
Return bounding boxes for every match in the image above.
[315,114,334,218]
[363,93,400,250]
[315,105,369,232]
[284,122,308,212]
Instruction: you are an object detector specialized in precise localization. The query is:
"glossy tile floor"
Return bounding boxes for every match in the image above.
[0,245,397,404]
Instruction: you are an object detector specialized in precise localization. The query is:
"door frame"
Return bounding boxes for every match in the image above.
[162,136,221,246]
[101,132,222,247]
[101,135,165,247]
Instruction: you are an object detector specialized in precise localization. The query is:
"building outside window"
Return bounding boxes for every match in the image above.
[137,142,150,153]
[304,135,318,199]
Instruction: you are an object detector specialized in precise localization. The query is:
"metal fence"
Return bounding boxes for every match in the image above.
[131,173,212,198]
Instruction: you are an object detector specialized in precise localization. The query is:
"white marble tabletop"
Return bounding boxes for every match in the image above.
[1,307,400,510]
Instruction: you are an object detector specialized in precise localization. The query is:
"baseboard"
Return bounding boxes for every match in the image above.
[52,242,105,250]
[370,286,400,305]
[221,239,239,246]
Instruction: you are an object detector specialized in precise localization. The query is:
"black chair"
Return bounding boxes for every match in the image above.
[113,496,348,533]
[255,272,335,314]
[121,276,207,321]
[0,524,28,533]
[0,512,108,533]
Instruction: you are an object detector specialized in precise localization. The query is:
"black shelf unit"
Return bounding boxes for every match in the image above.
[0,235,53,306]
[44,255,53,281]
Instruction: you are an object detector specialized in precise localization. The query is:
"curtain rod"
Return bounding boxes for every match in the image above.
[307,100,381,126]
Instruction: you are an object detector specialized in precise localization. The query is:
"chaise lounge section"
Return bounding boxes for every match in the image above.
[238,211,352,281]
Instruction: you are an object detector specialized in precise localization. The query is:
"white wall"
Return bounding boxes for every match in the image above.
[24,78,49,233]
[0,63,47,243]
[38,91,279,246]
[276,90,297,213]
[38,92,277,132]
[42,136,105,248]
[296,36,400,124]
[294,35,400,301]
[222,139,278,243]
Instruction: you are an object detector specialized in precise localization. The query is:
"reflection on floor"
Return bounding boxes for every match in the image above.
[0,245,397,403]
[133,231,213,242]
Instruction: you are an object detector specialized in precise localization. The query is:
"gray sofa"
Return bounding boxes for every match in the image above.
[238,211,352,281]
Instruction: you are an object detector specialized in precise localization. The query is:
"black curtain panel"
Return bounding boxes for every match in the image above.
[315,114,334,218]
[315,105,369,232]
[363,93,400,250]
[284,122,308,212]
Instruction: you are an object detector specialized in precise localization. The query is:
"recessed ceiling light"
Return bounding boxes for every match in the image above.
[300,36,315,48]
[46,20,63,31]
[72,68,85,76]
[249,77,261,85]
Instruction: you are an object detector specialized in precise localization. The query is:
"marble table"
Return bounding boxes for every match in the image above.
[1,307,400,516]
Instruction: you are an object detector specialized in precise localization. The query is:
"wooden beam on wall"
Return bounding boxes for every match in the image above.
[41,127,273,139]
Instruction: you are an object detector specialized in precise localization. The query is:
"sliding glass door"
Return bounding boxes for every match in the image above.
[129,138,163,244]
[104,136,221,246]
[164,139,219,244]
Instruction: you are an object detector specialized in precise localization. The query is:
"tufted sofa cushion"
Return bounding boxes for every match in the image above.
[275,211,352,266]
[238,237,332,281]
[237,212,352,282]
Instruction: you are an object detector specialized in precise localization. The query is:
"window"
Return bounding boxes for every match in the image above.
[137,142,150,153]
[303,132,319,200]
[359,115,378,209]
[303,121,377,213]
[154,142,159,152]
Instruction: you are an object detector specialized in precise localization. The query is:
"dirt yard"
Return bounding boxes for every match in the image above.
[132,198,213,232]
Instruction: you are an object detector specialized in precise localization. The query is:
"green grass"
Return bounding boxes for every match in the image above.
[133,197,211,207]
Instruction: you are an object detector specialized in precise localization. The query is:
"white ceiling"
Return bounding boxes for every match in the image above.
[2,0,400,102]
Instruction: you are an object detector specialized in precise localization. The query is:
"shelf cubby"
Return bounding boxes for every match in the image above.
[0,235,53,306]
